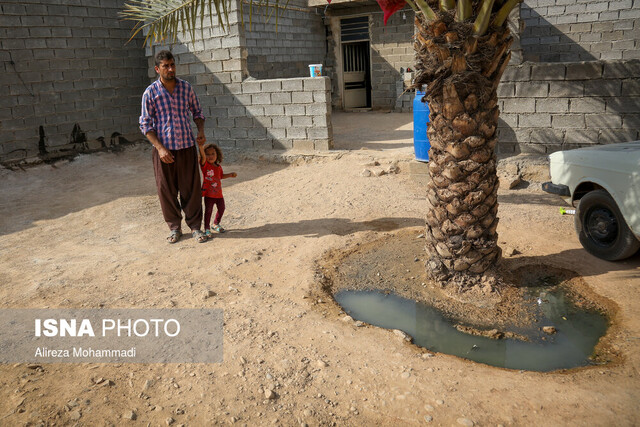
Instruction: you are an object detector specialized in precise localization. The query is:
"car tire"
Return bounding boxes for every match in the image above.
[575,189,640,261]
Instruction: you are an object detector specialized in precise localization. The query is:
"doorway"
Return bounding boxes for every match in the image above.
[340,16,371,109]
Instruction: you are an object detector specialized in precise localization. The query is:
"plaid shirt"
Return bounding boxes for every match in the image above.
[139,78,205,150]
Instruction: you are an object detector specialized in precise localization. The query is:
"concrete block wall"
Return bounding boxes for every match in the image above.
[243,0,326,79]
[497,60,640,154]
[521,0,640,62]
[370,9,416,110]
[0,0,148,163]
[148,0,332,151]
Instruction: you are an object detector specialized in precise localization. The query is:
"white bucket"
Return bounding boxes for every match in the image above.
[309,64,323,77]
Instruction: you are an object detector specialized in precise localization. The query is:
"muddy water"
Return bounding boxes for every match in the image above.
[335,287,608,372]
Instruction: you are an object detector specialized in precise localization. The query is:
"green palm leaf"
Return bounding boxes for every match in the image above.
[120,0,230,46]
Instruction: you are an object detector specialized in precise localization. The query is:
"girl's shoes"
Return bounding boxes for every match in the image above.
[211,224,225,233]
[204,230,214,239]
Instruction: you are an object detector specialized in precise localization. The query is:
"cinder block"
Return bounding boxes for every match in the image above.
[282,79,303,91]
[502,98,536,114]
[501,65,531,82]
[531,64,566,80]
[314,139,333,150]
[519,113,551,128]
[251,93,271,105]
[530,128,564,144]
[292,139,314,151]
[599,128,638,143]
[261,80,282,92]
[548,81,584,97]
[286,127,307,139]
[552,114,586,129]
[273,138,293,149]
[305,104,328,115]
[284,105,305,116]
[565,62,603,80]
[292,116,312,127]
[264,105,285,115]
[292,92,314,103]
[585,113,623,129]
[515,82,549,97]
[303,77,330,91]
[584,80,622,96]
[564,129,599,144]
[535,98,569,113]
[268,128,287,139]
[308,128,330,139]
[271,92,292,104]
[569,97,606,113]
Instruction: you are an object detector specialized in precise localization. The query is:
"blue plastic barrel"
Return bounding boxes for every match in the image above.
[413,90,430,162]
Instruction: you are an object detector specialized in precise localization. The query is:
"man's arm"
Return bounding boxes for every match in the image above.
[146,130,174,164]
[188,83,206,146]
[194,117,206,147]
[140,89,174,164]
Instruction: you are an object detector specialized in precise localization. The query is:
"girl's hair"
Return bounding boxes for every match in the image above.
[203,143,223,164]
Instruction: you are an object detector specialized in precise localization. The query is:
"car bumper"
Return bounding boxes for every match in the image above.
[542,181,570,197]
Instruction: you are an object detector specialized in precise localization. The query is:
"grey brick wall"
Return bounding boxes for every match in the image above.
[243,0,326,79]
[370,9,416,111]
[521,0,640,62]
[497,60,640,154]
[0,0,148,163]
[147,0,332,151]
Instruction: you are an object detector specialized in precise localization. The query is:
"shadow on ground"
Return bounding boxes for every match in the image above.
[223,217,424,238]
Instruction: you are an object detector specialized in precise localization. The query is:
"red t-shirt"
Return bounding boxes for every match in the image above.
[201,162,223,198]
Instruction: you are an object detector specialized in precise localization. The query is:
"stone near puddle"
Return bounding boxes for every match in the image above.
[421,352,434,359]
[542,326,557,334]
[354,321,364,327]
[341,315,353,323]
[457,418,474,426]
[393,329,412,342]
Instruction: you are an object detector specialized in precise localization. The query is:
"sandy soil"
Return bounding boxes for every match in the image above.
[1,133,639,426]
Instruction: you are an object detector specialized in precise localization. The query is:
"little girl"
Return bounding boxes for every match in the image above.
[198,143,237,239]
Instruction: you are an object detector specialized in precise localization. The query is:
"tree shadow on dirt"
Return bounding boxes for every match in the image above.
[498,191,563,206]
[504,248,640,280]
[223,217,424,238]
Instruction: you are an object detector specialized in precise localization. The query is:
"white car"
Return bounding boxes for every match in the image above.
[542,141,640,261]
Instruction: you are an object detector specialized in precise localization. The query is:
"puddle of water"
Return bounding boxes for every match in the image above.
[335,288,608,372]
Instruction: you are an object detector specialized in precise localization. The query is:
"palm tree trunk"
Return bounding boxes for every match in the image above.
[413,14,512,283]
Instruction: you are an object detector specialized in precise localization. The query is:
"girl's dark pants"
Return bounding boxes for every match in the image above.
[152,145,202,232]
[204,197,225,229]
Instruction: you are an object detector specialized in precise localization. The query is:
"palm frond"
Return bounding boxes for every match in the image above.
[120,0,230,46]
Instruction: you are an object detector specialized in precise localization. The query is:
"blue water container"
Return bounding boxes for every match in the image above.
[413,90,430,162]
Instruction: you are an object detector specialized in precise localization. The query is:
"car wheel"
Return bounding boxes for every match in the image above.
[575,189,640,261]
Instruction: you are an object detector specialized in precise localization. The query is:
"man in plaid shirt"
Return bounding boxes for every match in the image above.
[140,50,207,244]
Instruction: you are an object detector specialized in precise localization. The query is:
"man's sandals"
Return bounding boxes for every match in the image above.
[192,230,207,243]
[167,229,182,244]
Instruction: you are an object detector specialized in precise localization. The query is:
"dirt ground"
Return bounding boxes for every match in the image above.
[1,114,639,426]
